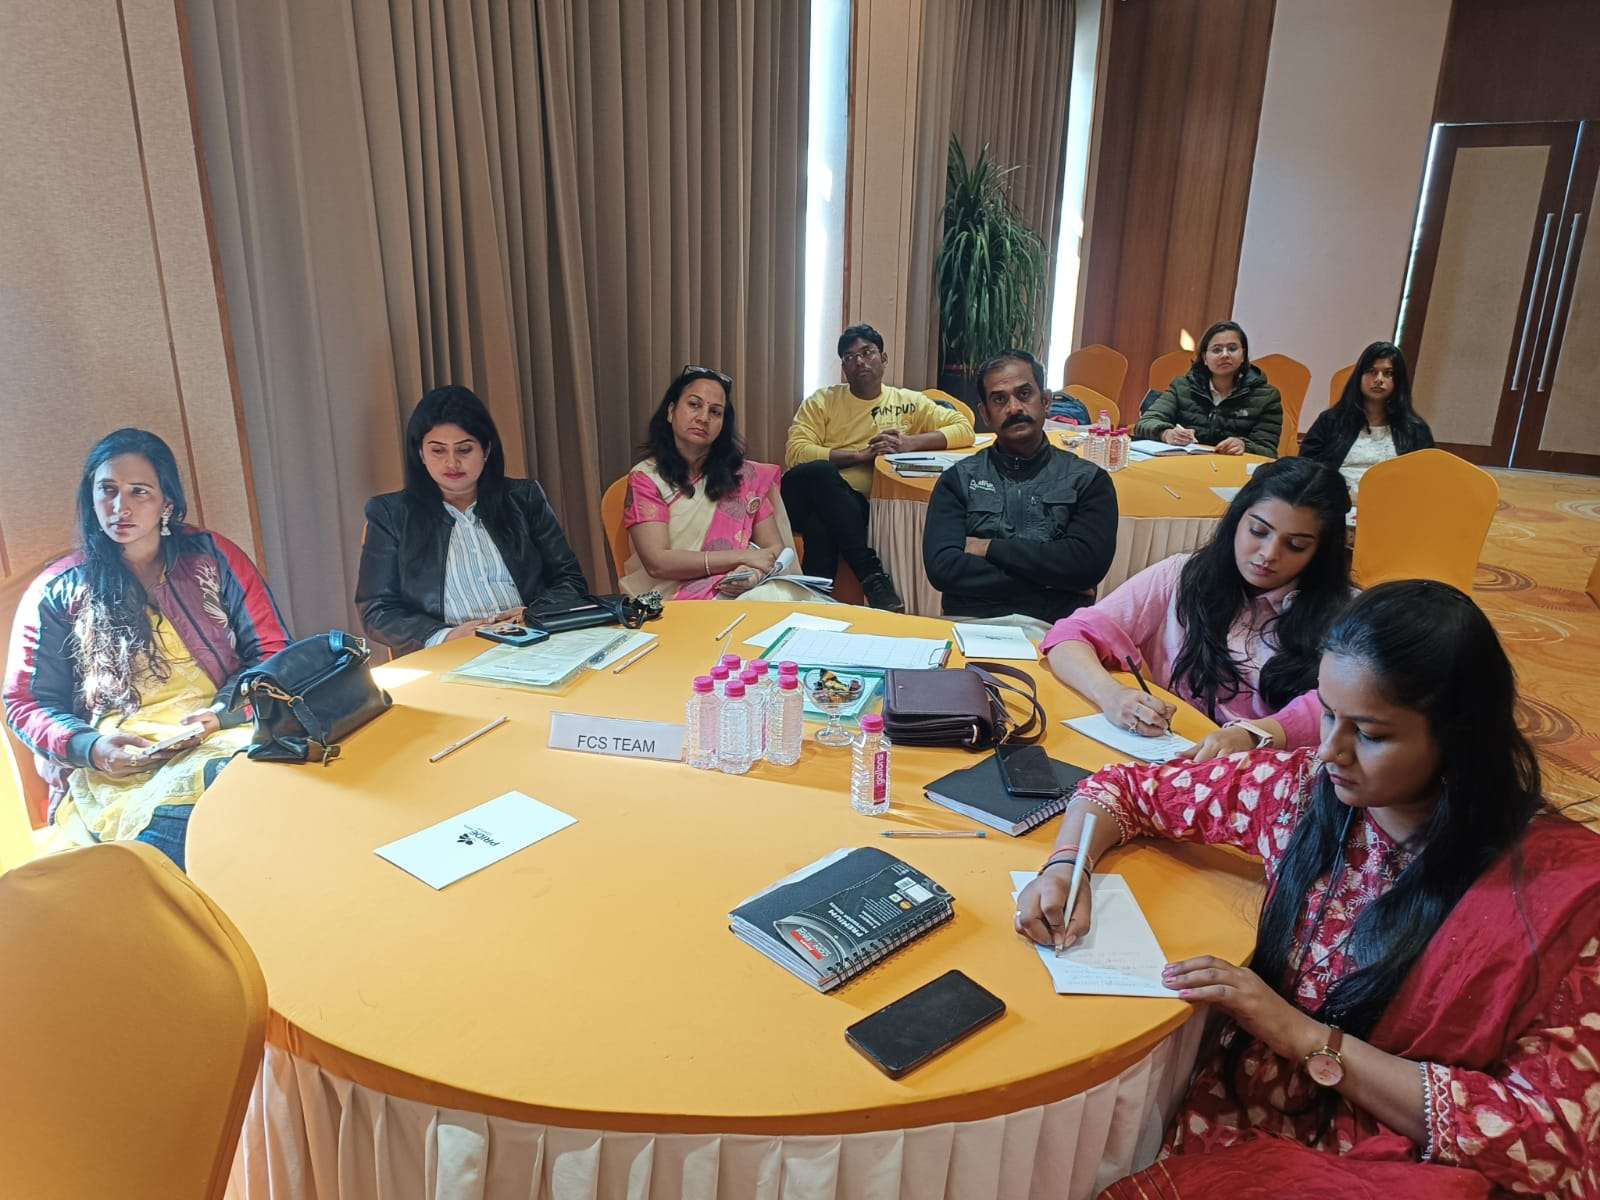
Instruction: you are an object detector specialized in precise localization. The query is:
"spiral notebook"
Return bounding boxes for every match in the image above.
[923,752,1090,835]
[729,847,954,992]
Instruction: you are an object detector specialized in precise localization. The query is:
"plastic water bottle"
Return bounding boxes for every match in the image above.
[1086,427,1108,468]
[685,676,719,769]
[718,680,755,775]
[850,713,892,815]
[751,660,774,746]
[720,653,743,676]
[766,674,804,766]
[739,667,766,756]
[1096,409,1112,434]
[710,663,731,690]
[777,660,798,680]
[1106,427,1130,472]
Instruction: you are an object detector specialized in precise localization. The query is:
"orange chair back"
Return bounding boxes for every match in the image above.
[1351,449,1499,594]
[1064,344,1129,404]
[0,841,267,1199]
[1328,363,1355,410]
[924,387,976,428]
[1148,350,1193,395]
[600,475,632,586]
[1255,353,1311,457]
[2,558,62,829]
[1063,384,1119,427]
[1586,554,1600,609]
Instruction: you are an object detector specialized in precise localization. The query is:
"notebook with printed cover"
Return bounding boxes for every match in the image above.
[923,752,1091,836]
[729,847,954,992]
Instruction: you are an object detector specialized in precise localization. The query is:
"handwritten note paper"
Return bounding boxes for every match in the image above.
[1010,871,1171,997]
[1064,713,1196,763]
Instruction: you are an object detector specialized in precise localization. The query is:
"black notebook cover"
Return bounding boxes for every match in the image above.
[923,752,1090,835]
[729,847,954,989]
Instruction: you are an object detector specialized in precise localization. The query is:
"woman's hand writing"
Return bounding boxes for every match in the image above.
[1101,684,1175,736]
[1015,862,1094,951]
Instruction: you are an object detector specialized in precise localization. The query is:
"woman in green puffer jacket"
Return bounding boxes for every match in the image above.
[1134,321,1282,458]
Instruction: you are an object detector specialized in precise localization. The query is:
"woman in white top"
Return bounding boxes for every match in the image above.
[1298,342,1434,496]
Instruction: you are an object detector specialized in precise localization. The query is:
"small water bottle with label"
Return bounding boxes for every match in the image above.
[1086,427,1108,468]
[684,675,719,769]
[850,713,891,815]
[1096,409,1112,434]
[765,673,804,766]
[1106,427,1130,472]
[739,667,765,756]
[717,680,755,775]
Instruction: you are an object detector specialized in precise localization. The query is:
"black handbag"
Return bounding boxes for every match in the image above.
[231,631,393,764]
[881,662,1046,749]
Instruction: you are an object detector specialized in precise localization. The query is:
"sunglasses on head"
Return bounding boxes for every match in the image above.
[680,364,733,391]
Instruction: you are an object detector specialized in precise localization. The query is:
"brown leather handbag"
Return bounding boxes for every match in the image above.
[881,662,1046,749]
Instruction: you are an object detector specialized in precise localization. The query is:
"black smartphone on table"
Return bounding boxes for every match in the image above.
[474,622,550,648]
[845,970,1006,1079]
[995,744,1062,799]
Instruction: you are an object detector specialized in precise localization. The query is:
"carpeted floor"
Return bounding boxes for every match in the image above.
[1475,469,1600,831]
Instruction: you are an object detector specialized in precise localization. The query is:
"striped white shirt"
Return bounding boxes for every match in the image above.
[423,502,525,647]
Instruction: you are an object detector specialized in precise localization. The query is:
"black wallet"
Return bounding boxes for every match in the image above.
[845,970,1006,1078]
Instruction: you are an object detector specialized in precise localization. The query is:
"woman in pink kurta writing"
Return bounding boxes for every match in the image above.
[1042,456,1352,757]
[1018,581,1600,1198]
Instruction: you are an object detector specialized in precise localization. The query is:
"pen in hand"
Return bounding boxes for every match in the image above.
[1055,811,1097,955]
[1124,656,1171,734]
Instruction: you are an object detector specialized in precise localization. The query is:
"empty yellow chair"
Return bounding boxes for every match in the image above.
[1063,384,1119,427]
[1255,353,1311,457]
[600,474,632,586]
[1352,449,1499,594]
[0,841,267,1199]
[924,387,976,428]
[1064,344,1129,405]
[1328,363,1355,410]
[1148,349,1193,396]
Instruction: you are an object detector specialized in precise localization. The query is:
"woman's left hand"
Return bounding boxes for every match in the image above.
[716,569,760,597]
[1215,437,1246,456]
[1162,956,1319,1060]
[180,709,222,736]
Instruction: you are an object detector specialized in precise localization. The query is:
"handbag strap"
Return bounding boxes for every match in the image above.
[967,661,1046,745]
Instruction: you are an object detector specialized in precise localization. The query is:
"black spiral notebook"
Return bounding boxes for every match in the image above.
[923,752,1090,835]
[729,847,955,992]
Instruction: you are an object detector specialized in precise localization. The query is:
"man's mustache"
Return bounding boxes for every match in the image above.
[1002,412,1035,429]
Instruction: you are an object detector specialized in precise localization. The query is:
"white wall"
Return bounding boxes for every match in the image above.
[1233,0,1451,428]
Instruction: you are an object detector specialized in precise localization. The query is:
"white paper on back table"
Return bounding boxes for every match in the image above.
[764,628,951,671]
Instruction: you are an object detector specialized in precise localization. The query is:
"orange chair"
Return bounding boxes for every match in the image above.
[1255,353,1311,457]
[1147,350,1193,395]
[1329,363,1355,410]
[924,387,976,428]
[1351,450,1499,594]
[1063,384,1119,427]
[1586,555,1600,609]
[1,558,60,832]
[600,475,632,585]
[0,841,268,1199]
[1064,344,1129,405]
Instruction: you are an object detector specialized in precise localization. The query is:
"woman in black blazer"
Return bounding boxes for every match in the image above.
[356,386,589,655]
[1299,342,1434,497]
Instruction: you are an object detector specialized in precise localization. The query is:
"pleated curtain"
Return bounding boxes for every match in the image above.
[185,0,810,632]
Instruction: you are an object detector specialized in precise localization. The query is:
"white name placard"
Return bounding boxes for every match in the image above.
[548,712,685,761]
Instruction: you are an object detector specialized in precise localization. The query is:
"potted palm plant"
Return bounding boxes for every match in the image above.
[935,138,1048,412]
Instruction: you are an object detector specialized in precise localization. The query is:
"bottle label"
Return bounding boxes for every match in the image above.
[872,749,889,802]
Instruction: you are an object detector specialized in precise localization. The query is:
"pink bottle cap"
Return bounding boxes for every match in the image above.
[720,654,742,669]
[777,675,799,691]
[860,714,884,732]
[725,681,746,698]
[751,659,770,676]
[740,668,759,685]
[777,661,799,675]
[710,664,730,681]
[693,676,714,693]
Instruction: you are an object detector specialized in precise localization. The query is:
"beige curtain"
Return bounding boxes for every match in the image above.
[902,0,1075,389]
[184,0,809,633]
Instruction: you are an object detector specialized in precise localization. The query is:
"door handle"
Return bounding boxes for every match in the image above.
[1510,212,1556,391]
[1537,213,1583,392]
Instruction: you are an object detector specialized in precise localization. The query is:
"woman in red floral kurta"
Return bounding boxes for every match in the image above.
[1017,581,1600,1199]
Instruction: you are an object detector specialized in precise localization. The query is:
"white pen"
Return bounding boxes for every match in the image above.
[1055,811,1098,956]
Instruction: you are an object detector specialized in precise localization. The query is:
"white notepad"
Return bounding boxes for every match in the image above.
[1129,440,1213,456]
[375,791,576,889]
[1010,871,1171,997]
[743,612,852,650]
[1064,713,1195,763]
[952,623,1039,660]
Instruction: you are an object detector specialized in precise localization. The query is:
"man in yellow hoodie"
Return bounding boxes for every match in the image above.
[782,324,974,611]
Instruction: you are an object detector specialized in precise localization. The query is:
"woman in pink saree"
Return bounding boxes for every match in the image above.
[622,366,821,603]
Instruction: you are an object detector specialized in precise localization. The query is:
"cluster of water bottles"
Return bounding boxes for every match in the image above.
[1082,409,1130,472]
[683,654,892,816]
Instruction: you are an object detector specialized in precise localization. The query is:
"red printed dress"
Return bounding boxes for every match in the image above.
[1077,747,1600,1198]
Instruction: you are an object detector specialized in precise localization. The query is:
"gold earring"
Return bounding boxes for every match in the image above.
[160,509,172,537]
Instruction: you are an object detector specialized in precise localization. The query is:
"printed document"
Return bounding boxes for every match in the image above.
[953,623,1039,660]
[376,791,576,890]
[743,611,852,650]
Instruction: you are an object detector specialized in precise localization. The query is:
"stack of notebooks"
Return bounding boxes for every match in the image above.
[730,847,954,992]
[923,751,1090,835]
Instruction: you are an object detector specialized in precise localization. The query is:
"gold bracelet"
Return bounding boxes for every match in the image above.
[704,552,710,577]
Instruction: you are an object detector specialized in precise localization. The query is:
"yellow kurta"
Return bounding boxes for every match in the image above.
[59,613,252,843]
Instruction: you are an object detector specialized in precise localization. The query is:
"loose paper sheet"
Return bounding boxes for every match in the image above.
[952,623,1039,660]
[1210,486,1241,502]
[743,612,853,650]
[1011,871,1171,997]
[587,630,657,669]
[1064,713,1196,763]
[375,791,576,890]
[768,629,949,670]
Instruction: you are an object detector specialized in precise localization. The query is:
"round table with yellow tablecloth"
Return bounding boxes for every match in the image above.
[869,437,1271,617]
[190,601,1263,1200]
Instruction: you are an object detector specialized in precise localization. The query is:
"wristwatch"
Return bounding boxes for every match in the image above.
[1223,718,1275,749]
[1302,1026,1345,1087]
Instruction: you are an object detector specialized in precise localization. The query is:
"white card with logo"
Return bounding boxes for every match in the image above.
[375,791,576,890]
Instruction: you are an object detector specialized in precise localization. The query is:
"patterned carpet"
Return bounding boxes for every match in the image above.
[1475,470,1600,831]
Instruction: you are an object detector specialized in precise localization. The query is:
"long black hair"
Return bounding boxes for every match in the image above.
[1191,320,1251,381]
[1326,341,1431,455]
[643,367,744,501]
[404,385,513,534]
[72,428,189,718]
[1170,457,1352,716]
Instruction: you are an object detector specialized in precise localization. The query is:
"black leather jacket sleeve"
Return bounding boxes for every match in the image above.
[519,482,589,612]
[355,494,449,655]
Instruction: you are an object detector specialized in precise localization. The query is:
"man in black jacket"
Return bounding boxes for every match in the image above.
[922,351,1119,624]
